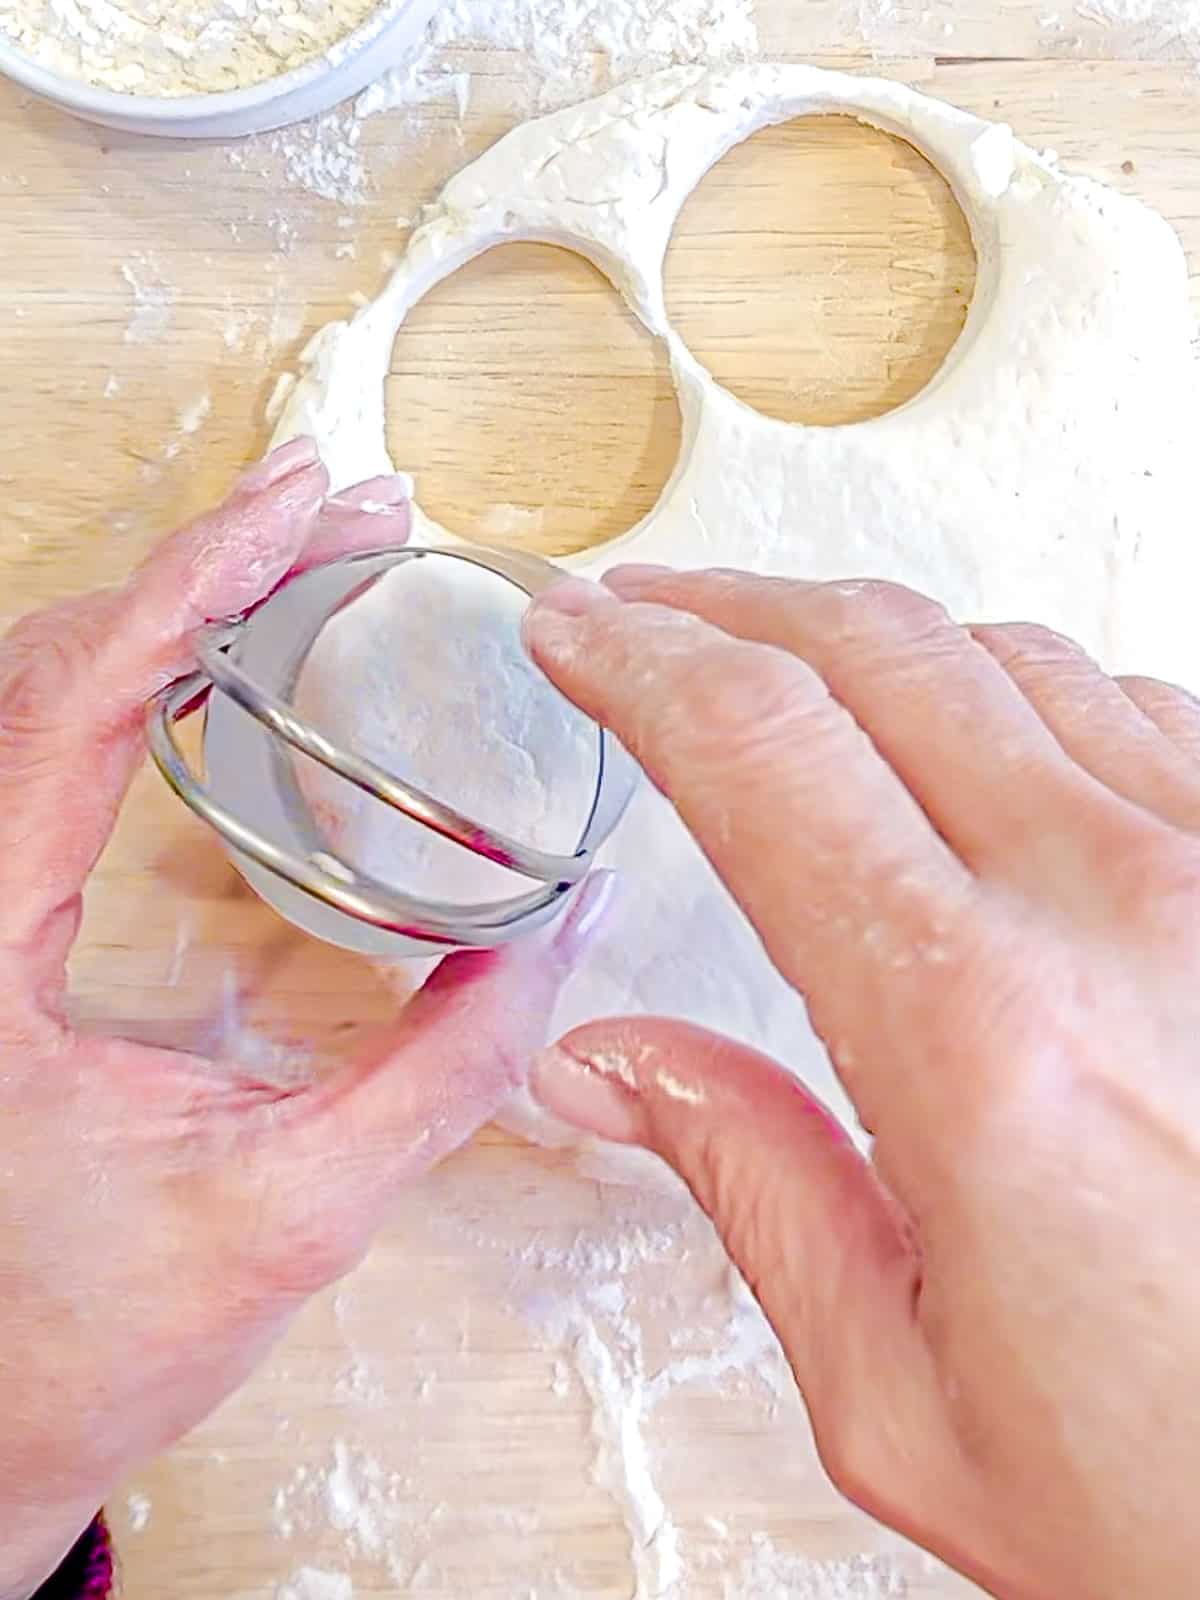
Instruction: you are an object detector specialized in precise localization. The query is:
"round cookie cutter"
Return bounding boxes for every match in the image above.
[148,544,638,960]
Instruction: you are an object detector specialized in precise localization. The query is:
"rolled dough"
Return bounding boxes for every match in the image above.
[271,63,1200,1135]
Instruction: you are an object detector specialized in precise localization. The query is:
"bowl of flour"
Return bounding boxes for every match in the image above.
[0,0,438,135]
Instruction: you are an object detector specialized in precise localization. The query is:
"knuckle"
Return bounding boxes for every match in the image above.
[662,640,823,773]
[0,600,114,750]
[807,578,950,647]
[1109,831,1200,935]
[914,922,1062,1094]
[973,621,1091,680]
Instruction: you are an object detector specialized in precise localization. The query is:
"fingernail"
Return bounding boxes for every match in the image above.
[236,436,321,495]
[329,474,411,510]
[523,579,617,660]
[552,868,619,964]
[603,563,673,595]
[533,577,616,618]
[531,1042,647,1143]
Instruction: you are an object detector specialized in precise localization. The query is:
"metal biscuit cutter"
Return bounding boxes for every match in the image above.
[149,544,638,960]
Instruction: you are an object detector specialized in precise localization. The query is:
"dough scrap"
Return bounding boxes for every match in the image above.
[272,63,1200,1137]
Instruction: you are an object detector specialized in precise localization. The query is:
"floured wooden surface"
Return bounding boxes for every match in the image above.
[3,4,1200,1594]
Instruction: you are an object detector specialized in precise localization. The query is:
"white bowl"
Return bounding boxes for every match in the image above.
[0,0,439,137]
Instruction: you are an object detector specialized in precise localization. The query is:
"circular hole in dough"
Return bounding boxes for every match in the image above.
[385,242,681,558]
[664,114,977,427]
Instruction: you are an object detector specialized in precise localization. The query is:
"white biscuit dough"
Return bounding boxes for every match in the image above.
[272,63,1200,1133]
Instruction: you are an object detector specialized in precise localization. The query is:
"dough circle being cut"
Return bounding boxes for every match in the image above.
[273,63,1200,1135]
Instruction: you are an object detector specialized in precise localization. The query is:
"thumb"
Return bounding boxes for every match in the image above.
[269,873,616,1263]
[531,1018,949,1522]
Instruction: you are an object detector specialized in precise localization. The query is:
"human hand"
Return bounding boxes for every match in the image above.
[525,567,1200,1600]
[0,440,602,1599]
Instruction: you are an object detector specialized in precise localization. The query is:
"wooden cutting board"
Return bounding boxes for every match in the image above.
[1,8,1197,1594]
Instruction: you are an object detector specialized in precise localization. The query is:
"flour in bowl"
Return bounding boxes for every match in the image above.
[0,0,390,94]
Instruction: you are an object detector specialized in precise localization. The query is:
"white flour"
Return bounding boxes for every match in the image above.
[724,1537,908,1599]
[126,1491,152,1533]
[265,112,369,206]
[277,1567,354,1600]
[0,0,389,95]
[419,0,757,107]
[265,1178,917,1597]
[120,253,176,345]
[1072,0,1200,56]
[231,0,758,205]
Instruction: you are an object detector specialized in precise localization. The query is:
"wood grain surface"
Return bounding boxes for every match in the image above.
[0,9,1197,1596]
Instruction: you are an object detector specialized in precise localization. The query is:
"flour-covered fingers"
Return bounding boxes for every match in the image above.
[523,579,979,1124]
[970,625,1200,833]
[1117,675,1200,768]
[601,567,1157,902]
[0,441,328,966]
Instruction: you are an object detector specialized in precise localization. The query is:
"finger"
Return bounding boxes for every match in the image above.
[601,567,1141,898]
[522,578,986,1136]
[269,871,617,1272]
[1117,675,1200,766]
[531,1017,971,1545]
[971,625,1200,833]
[0,440,329,965]
[297,475,411,570]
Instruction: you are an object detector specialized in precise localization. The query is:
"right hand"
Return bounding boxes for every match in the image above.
[524,565,1200,1600]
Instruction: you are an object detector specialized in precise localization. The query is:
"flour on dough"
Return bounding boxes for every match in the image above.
[293,554,598,906]
[271,62,1200,1138]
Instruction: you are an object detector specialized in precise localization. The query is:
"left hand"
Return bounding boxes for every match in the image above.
[0,439,598,1599]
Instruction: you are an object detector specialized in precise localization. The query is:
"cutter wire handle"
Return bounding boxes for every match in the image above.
[144,544,626,953]
[197,635,588,885]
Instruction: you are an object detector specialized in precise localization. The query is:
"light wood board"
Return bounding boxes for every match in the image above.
[1,9,1197,1595]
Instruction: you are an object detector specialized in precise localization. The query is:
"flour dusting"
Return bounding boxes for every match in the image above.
[293,555,599,905]
[725,1535,909,1598]
[120,253,176,345]
[1070,0,1200,57]
[126,1491,152,1534]
[276,1566,354,1600]
[231,0,757,204]
[420,0,758,107]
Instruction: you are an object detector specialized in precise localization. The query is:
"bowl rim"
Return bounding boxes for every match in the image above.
[0,0,408,122]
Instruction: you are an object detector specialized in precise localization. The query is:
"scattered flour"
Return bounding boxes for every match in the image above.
[423,0,758,105]
[270,1176,923,1598]
[273,1439,448,1585]
[1070,0,1200,57]
[266,111,369,205]
[120,253,176,345]
[724,1535,909,1599]
[126,1491,152,1534]
[227,0,758,204]
[180,391,212,431]
[276,1566,353,1600]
